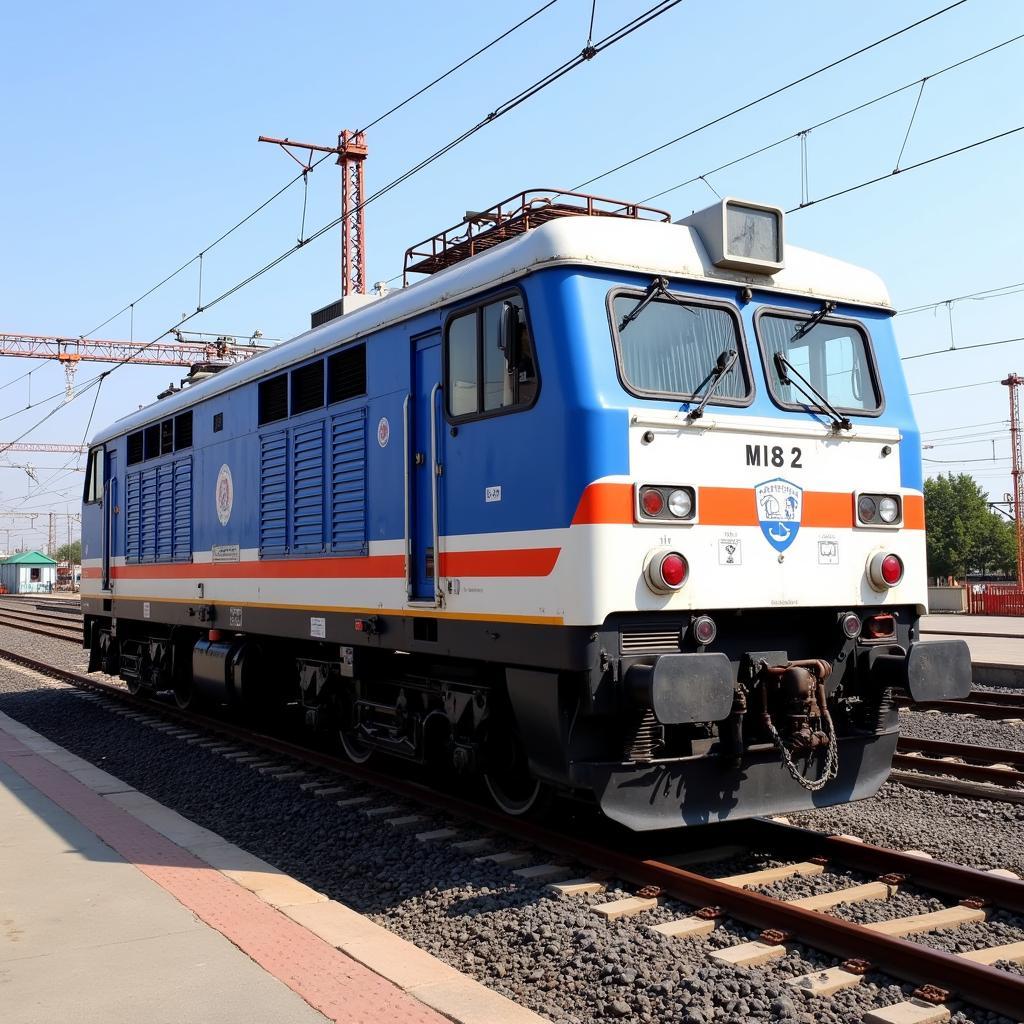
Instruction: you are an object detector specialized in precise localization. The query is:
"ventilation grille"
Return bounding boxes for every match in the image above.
[620,628,681,654]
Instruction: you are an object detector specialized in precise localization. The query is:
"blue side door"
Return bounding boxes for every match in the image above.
[102,449,117,591]
[410,334,441,601]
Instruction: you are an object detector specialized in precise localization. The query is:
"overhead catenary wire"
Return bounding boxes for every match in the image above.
[635,30,1024,206]
[911,378,1003,396]
[901,334,1024,361]
[786,124,1024,213]
[922,418,1009,436]
[358,0,563,133]
[572,0,969,190]
[80,0,567,342]
[899,279,1024,315]
[0,0,687,459]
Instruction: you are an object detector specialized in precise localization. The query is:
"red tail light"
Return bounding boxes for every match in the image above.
[867,551,904,590]
[645,549,688,593]
[880,555,904,585]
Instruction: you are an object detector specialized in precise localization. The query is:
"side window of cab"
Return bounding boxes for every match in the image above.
[445,293,538,420]
[83,447,104,504]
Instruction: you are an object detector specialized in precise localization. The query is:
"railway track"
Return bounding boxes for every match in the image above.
[1,644,1023,1019]
[890,737,1024,803]
[896,689,1024,720]
[0,612,81,643]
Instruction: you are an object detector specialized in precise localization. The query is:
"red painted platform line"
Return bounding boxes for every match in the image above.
[0,728,447,1024]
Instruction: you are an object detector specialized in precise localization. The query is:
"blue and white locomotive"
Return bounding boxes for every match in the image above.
[80,190,970,829]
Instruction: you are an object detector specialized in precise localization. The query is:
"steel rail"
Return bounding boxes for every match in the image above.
[0,616,81,644]
[1,645,1023,1017]
[891,752,1024,786]
[896,695,1024,719]
[0,606,83,628]
[897,735,1024,768]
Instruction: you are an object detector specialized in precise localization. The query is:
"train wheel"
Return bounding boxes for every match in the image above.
[339,726,373,764]
[172,675,199,711]
[482,726,549,817]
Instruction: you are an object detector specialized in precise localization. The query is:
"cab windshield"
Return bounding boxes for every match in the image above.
[758,313,881,414]
[611,291,749,403]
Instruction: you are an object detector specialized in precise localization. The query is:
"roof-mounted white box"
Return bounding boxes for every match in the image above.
[677,198,784,274]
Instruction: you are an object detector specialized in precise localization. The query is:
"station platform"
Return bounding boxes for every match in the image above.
[0,712,541,1024]
[921,614,1024,686]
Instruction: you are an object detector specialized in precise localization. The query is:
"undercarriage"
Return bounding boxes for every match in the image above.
[82,603,971,828]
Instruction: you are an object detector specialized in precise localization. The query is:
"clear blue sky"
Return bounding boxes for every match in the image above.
[1,0,1021,550]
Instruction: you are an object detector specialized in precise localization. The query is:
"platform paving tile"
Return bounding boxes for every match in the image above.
[67,765,136,795]
[0,719,481,1024]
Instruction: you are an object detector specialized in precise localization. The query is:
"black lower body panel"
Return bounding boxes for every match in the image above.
[571,729,899,831]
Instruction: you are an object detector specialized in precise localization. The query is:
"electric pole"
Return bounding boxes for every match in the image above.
[1003,373,1024,586]
[258,131,369,298]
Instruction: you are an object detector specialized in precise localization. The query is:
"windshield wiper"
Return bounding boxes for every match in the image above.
[790,299,836,341]
[773,351,852,432]
[619,276,696,331]
[687,349,738,421]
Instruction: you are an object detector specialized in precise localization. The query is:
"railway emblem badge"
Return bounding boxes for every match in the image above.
[215,464,234,526]
[755,477,802,553]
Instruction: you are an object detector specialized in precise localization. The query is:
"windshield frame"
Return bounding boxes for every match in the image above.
[753,305,885,419]
[606,286,754,408]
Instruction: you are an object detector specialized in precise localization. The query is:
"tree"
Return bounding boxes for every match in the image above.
[55,540,82,564]
[923,473,1018,580]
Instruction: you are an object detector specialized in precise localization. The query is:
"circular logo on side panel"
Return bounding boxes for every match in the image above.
[216,464,234,526]
[377,417,390,448]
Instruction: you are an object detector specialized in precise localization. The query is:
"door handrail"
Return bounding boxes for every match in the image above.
[402,393,412,598]
[429,382,442,605]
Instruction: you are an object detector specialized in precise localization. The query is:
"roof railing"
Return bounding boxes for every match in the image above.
[403,188,671,283]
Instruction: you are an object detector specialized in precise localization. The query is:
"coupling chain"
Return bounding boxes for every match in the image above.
[766,714,839,792]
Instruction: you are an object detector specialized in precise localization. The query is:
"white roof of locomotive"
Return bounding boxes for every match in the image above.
[92,215,893,444]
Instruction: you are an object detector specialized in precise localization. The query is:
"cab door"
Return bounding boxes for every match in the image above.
[102,450,117,591]
[408,334,442,602]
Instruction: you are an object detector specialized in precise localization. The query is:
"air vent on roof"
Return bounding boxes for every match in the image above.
[312,299,344,330]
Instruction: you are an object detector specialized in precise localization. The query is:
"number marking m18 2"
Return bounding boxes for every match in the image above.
[746,444,803,469]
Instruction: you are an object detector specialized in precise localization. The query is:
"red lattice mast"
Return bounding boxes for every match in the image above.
[258,131,368,297]
[1003,373,1024,586]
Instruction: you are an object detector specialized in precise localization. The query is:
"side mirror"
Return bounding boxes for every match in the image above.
[498,302,519,372]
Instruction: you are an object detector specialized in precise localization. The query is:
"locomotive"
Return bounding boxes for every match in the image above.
[80,189,971,830]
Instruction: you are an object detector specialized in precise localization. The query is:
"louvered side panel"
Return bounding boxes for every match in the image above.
[331,408,367,554]
[260,432,289,554]
[173,458,192,561]
[292,423,325,552]
[140,468,158,562]
[156,463,174,561]
[125,473,141,563]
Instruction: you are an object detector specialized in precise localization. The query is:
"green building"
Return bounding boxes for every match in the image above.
[0,551,58,594]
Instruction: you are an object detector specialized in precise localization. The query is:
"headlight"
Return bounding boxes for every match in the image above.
[878,497,900,523]
[668,489,693,518]
[857,493,902,526]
